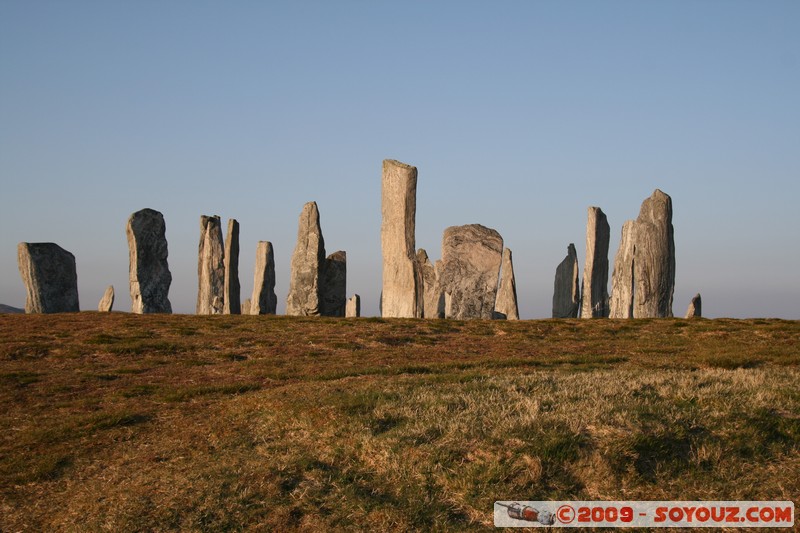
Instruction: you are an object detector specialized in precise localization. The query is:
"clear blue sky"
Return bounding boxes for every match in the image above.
[1,1,798,318]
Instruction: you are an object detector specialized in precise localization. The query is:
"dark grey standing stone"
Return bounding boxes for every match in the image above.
[580,207,610,318]
[552,243,580,318]
[251,241,277,315]
[223,219,240,314]
[633,189,675,318]
[685,293,702,318]
[197,215,225,315]
[286,202,326,316]
[17,242,79,313]
[438,224,503,320]
[321,250,347,317]
[98,285,114,312]
[127,208,172,314]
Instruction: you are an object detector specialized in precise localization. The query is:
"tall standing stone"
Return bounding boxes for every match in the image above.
[633,189,675,318]
[685,293,702,318]
[251,241,277,315]
[127,208,172,314]
[494,248,519,320]
[321,251,347,317]
[381,159,423,318]
[17,242,80,313]
[346,294,361,318]
[223,219,241,314]
[286,202,326,316]
[552,243,580,318]
[416,249,444,319]
[98,285,114,312]
[438,224,504,320]
[580,207,610,318]
[609,221,636,319]
[197,215,225,315]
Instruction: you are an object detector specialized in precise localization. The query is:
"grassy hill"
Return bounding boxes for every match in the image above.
[1,313,798,531]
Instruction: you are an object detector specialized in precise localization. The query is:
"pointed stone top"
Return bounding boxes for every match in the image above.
[567,243,577,256]
[383,159,416,171]
[638,189,672,223]
[416,248,429,262]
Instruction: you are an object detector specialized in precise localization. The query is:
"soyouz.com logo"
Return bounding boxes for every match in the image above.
[493,501,795,528]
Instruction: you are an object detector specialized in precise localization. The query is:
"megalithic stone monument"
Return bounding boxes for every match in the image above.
[552,243,580,318]
[251,241,277,315]
[633,189,675,318]
[346,294,361,318]
[321,250,347,317]
[223,219,241,314]
[685,293,702,318]
[439,224,504,320]
[494,248,519,320]
[98,285,114,312]
[286,202,326,316]
[416,249,444,319]
[609,220,636,318]
[17,242,80,313]
[381,159,423,318]
[197,215,225,315]
[127,208,172,314]
[580,206,610,318]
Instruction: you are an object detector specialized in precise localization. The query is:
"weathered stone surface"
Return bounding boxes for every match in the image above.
[17,242,79,313]
[439,224,503,320]
[251,241,277,315]
[580,207,610,318]
[346,294,361,318]
[321,251,347,317]
[197,215,225,315]
[223,219,240,314]
[633,189,675,318]
[494,248,519,320]
[286,202,326,316]
[127,209,172,314]
[98,285,114,312]
[609,221,636,318]
[242,298,252,315]
[416,249,444,319]
[685,293,701,319]
[552,243,580,318]
[381,159,423,318]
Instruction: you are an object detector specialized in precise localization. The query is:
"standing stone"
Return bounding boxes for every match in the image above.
[251,241,277,315]
[609,221,637,318]
[580,207,610,318]
[416,249,444,319]
[685,293,702,318]
[381,159,423,318]
[346,294,361,318]
[223,219,241,314]
[197,215,225,315]
[127,208,172,314]
[494,248,519,320]
[321,251,347,317]
[17,243,79,313]
[286,202,326,316]
[633,189,675,318]
[242,298,252,315]
[438,224,504,320]
[552,244,580,318]
[98,285,114,312]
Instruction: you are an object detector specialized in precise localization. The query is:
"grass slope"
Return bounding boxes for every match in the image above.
[1,314,798,531]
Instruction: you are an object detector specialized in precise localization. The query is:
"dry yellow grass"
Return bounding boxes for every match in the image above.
[1,313,798,531]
